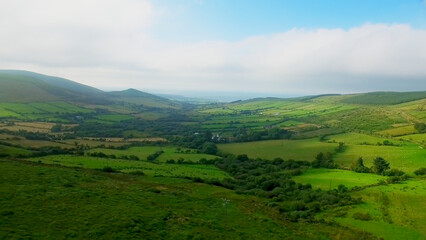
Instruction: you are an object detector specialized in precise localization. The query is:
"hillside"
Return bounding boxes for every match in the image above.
[108,89,181,109]
[0,70,179,108]
[341,91,426,105]
[0,70,107,104]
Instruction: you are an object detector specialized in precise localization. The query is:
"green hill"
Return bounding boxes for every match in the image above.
[108,88,182,109]
[0,70,180,108]
[341,91,426,105]
[0,70,108,104]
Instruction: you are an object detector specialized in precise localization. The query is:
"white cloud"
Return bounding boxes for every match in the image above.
[0,0,425,94]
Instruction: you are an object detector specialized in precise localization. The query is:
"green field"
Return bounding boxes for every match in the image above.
[333,144,425,173]
[292,168,387,190]
[29,155,228,180]
[218,138,337,161]
[0,144,32,157]
[87,146,219,163]
[320,179,426,240]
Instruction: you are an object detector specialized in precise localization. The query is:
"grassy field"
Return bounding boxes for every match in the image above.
[0,159,368,239]
[0,145,32,157]
[325,132,404,146]
[29,155,228,180]
[87,146,219,163]
[218,138,337,161]
[292,168,387,190]
[319,179,426,240]
[333,144,425,173]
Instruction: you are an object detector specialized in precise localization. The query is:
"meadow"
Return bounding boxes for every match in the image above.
[29,155,228,180]
[319,179,426,240]
[218,138,337,161]
[87,146,219,163]
[292,168,387,190]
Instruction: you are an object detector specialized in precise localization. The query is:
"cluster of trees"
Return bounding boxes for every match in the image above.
[87,152,140,160]
[351,157,408,183]
[211,155,358,221]
[231,127,292,142]
[147,151,164,161]
[414,122,425,133]
[311,152,336,168]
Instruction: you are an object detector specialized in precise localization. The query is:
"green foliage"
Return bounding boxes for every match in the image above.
[352,157,371,173]
[352,212,372,221]
[414,168,426,176]
[311,152,336,168]
[373,157,390,175]
[414,122,426,133]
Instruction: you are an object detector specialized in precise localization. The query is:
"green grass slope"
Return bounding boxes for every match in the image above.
[0,159,370,239]
[341,91,426,105]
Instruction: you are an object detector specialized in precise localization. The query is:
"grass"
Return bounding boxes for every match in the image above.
[333,144,425,173]
[28,155,228,180]
[0,144,32,157]
[292,168,387,190]
[218,138,337,161]
[96,114,135,122]
[87,146,219,163]
[319,179,426,240]
[0,159,367,239]
[378,125,417,137]
[325,132,404,146]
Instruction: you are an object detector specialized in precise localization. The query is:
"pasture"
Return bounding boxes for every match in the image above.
[333,144,425,173]
[29,155,228,180]
[218,138,337,161]
[292,168,387,190]
[87,146,219,163]
[321,179,426,240]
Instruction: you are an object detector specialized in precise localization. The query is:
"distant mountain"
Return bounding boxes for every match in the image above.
[0,70,180,108]
[107,88,182,109]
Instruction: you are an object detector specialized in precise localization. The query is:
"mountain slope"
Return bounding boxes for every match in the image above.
[0,70,108,104]
[108,88,182,109]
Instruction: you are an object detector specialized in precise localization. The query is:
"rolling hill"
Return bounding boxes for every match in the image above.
[0,70,179,108]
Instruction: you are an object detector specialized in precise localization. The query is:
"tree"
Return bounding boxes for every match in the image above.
[353,157,370,173]
[414,122,426,133]
[373,157,390,175]
[201,142,218,155]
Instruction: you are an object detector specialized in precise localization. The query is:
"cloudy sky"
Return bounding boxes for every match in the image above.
[1,0,426,97]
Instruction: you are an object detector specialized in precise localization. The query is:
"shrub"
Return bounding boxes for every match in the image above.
[102,166,116,172]
[130,171,145,176]
[352,212,371,221]
[383,169,405,176]
[414,168,426,176]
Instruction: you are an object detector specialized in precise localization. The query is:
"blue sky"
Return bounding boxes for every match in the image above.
[152,0,426,41]
[0,0,425,98]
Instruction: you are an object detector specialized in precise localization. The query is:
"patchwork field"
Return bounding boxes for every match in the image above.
[218,138,337,161]
[292,168,387,190]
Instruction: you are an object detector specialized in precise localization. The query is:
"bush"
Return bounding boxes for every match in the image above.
[130,171,145,176]
[102,166,116,172]
[383,169,405,176]
[414,168,426,176]
[352,212,371,221]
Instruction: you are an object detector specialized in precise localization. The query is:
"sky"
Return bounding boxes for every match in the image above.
[1,0,426,98]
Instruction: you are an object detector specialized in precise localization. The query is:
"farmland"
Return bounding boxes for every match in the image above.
[218,138,338,161]
[0,71,425,240]
[28,155,228,180]
[292,168,387,190]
